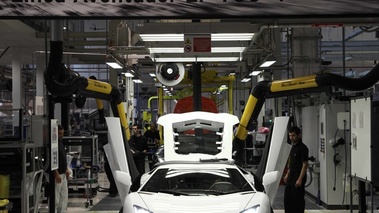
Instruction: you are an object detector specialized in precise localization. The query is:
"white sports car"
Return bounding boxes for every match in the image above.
[105,112,292,213]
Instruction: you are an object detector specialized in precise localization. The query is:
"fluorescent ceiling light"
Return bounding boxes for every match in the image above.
[149,73,156,77]
[140,33,254,42]
[249,71,262,76]
[241,77,251,83]
[259,56,277,68]
[106,62,122,69]
[149,48,183,53]
[124,72,134,77]
[212,33,254,41]
[149,47,246,54]
[133,79,143,83]
[260,60,276,67]
[212,47,246,53]
[154,57,240,62]
[140,34,183,42]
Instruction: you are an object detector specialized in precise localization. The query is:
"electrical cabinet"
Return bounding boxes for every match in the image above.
[350,97,379,187]
[319,103,352,209]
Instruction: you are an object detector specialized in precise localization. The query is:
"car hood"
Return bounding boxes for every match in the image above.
[127,191,270,213]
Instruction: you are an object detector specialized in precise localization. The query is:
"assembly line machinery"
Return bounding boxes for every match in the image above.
[62,135,99,189]
[0,109,44,213]
[62,134,100,207]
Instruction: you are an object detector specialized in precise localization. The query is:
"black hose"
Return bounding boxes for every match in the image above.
[44,41,88,97]
[315,63,379,91]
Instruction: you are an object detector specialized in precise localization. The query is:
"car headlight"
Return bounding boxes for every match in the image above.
[133,205,153,213]
[240,205,260,213]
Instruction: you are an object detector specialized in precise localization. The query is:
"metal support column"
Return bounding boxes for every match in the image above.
[49,19,64,213]
[192,62,202,111]
[48,95,56,212]
[358,180,367,213]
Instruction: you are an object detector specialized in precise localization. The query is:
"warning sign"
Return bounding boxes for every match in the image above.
[184,45,192,52]
[183,34,211,56]
[193,37,211,52]
[185,38,192,44]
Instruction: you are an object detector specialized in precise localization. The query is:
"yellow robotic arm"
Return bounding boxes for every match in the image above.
[235,66,379,143]
[45,40,137,179]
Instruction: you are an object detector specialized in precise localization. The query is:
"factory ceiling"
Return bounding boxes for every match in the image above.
[0,15,379,99]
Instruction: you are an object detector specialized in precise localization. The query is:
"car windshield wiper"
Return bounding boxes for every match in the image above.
[199,158,229,162]
[153,189,192,196]
[204,189,241,195]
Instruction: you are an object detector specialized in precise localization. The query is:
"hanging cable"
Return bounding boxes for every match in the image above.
[342,120,348,205]
[333,128,340,191]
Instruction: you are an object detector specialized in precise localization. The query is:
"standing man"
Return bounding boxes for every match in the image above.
[284,126,309,213]
[144,123,161,170]
[55,125,70,213]
[129,124,148,175]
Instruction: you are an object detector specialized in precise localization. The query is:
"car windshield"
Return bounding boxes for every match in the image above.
[140,167,254,195]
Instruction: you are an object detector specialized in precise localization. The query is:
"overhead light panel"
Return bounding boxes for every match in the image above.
[140,33,254,42]
[149,48,183,54]
[211,33,254,41]
[124,72,134,77]
[140,34,183,42]
[211,47,246,53]
[149,73,156,77]
[259,56,277,68]
[132,77,143,83]
[148,47,246,54]
[249,70,262,76]
[133,79,143,83]
[241,76,251,83]
[106,62,122,69]
[154,57,240,62]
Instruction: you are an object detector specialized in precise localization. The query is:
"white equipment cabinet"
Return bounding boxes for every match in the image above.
[318,103,352,209]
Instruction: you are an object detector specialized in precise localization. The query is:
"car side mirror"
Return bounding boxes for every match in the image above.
[114,170,132,186]
[262,171,279,186]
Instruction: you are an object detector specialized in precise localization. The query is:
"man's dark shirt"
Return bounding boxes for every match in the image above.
[144,130,160,150]
[57,141,68,174]
[144,130,160,141]
[129,135,148,159]
[288,140,308,182]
